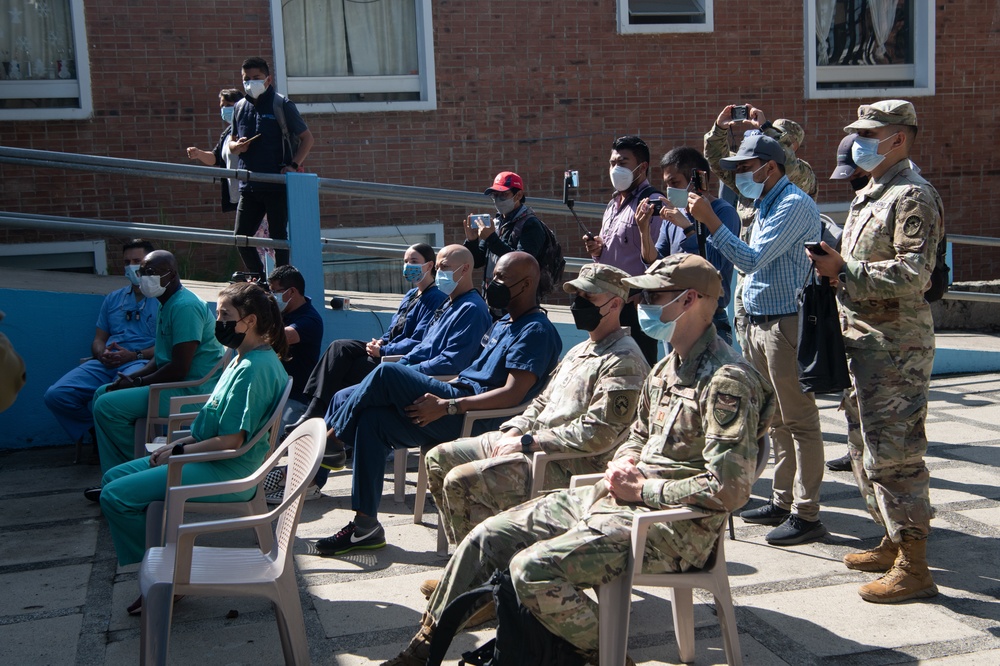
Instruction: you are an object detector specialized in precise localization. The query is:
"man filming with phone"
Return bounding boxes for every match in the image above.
[463,171,555,312]
[635,146,740,344]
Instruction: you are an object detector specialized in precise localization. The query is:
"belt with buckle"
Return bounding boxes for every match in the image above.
[747,312,796,325]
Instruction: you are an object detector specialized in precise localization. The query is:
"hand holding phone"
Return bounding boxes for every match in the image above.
[731,104,750,121]
[804,242,827,256]
[470,214,492,230]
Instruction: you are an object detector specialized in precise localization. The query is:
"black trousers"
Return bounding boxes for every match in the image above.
[620,301,660,366]
[234,187,289,273]
[300,339,379,417]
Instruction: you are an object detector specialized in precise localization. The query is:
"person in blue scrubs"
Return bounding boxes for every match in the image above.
[314,252,562,556]
[100,282,289,613]
[44,240,158,446]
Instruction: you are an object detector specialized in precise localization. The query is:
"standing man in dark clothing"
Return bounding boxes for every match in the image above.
[229,56,315,273]
[583,135,668,365]
[464,171,552,305]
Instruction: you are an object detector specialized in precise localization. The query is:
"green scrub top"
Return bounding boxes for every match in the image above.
[191,347,289,475]
[154,287,226,380]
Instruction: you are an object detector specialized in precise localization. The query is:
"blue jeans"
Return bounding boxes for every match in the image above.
[328,363,484,518]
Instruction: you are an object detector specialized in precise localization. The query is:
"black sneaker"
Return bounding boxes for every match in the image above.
[765,515,829,546]
[739,501,791,526]
[826,453,853,472]
[321,449,347,471]
[83,486,102,503]
[315,521,386,556]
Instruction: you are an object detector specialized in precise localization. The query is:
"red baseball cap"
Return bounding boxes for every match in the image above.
[484,171,524,194]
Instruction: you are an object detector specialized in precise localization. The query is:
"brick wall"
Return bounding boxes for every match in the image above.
[2,0,998,281]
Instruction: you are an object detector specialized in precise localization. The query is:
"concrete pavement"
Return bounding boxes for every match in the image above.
[2,372,999,665]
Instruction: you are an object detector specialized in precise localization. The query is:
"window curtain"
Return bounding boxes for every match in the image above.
[866,0,899,61]
[0,0,76,80]
[282,0,418,78]
[815,0,837,65]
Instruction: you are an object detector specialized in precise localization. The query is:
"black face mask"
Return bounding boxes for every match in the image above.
[570,294,608,332]
[215,319,246,349]
[849,175,869,192]
[485,277,527,311]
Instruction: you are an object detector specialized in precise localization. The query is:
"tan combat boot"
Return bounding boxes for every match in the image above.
[419,578,438,599]
[381,614,435,666]
[843,535,898,572]
[858,538,938,604]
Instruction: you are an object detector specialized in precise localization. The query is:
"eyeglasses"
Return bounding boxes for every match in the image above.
[489,191,514,201]
[270,287,290,296]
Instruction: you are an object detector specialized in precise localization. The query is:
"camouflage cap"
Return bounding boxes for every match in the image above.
[844,100,918,131]
[563,263,630,300]
[622,253,723,300]
[773,118,805,149]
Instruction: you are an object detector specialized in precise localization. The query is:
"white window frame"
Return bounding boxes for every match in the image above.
[804,0,935,100]
[0,0,92,121]
[616,0,713,34]
[269,0,436,114]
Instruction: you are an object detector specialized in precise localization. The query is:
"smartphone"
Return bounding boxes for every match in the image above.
[690,169,708,194]
[470,213,492,229]
[562,169,579,206]
[731,104,750,121]
[804,242,827,255]
[649,200,664,216]
[245,133,262,143]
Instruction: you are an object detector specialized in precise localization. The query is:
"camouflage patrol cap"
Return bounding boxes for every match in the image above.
[773,119,805,149]
[622,253,723,300]
[844,100,918,131]
[563,263,630,300]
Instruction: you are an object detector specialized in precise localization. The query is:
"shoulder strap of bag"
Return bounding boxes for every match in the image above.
[425,578,498,666]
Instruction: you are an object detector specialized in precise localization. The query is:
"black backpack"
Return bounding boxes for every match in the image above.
[507,208,566,296]
[925,233,950,303]
[231,93,301,167]
[426,569,585,666]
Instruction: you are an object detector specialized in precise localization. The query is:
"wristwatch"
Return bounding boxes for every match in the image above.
[683,225,697,236]
[136,350,144,360]
[289,161,299,170]
[447,398,460,416]
[520,433,534,453]
[171,442,185,456]
[838,267,848,285]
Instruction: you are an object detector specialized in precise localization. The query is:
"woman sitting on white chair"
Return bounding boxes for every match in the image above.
[99,282,289,611]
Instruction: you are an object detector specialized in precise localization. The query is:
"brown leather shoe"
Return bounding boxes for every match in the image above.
[381,616,434,666]
[844,535,898,572]
[858,538,938,603]
[419,578,438,599]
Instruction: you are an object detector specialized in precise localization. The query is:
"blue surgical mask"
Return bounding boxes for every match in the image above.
[436,269,458,296]
[666,187,689,209]
[274,290,289,313]
[637,291,687,342]
[403,262,427,283]
[221,106,234,123]
[125,264,141,286]
[735,164,767,200]
[851,134,897,172]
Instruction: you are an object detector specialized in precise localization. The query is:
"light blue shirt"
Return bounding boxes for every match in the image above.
[711,176,820,316]
[96,285,158,351]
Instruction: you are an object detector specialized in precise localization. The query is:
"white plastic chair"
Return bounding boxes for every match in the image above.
[144,378,293,554]
[133,349,233,459]
[137,418,325,666]
[570,434,770,666]
[527,430,629,499]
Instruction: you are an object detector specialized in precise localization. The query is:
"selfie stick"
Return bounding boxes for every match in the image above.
[563,170,593,240]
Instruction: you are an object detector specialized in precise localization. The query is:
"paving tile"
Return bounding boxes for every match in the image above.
[104,616,286,666]
[630,632,788,666]
[0,520,99,566]
[0,614,82,665]
[310,571,433,639]
[0,493,102,528]
[929,465,1000,506]
[956,506,1000,528]
[743,583,983,658]
[918,648,1000,663]
[926,420,999,446]
[0,563,91,616]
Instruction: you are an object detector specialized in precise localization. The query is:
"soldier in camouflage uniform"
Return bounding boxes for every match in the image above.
[426,264,649,548]
[809,100,943,604]
[382,254,774,666]
[705,106,818,349]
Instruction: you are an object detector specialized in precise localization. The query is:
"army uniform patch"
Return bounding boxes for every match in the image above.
[902,215,925,238]
[608,391,633,419]
[713,393,741,426]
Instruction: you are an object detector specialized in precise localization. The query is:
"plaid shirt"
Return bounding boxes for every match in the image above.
[711,176,820,316]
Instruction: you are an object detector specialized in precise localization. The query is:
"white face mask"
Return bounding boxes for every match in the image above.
[610,164,639,192]
[666,187,689,209]
[494,195,518,216]
[139,274,167,299]
[243,79,267,99]
[125,264,141,286]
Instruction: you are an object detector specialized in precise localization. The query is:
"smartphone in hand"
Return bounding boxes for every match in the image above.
[470,214,492,229]
[804,242,827,255]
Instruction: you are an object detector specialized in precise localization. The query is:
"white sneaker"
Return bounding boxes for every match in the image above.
[266,484,322,505]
